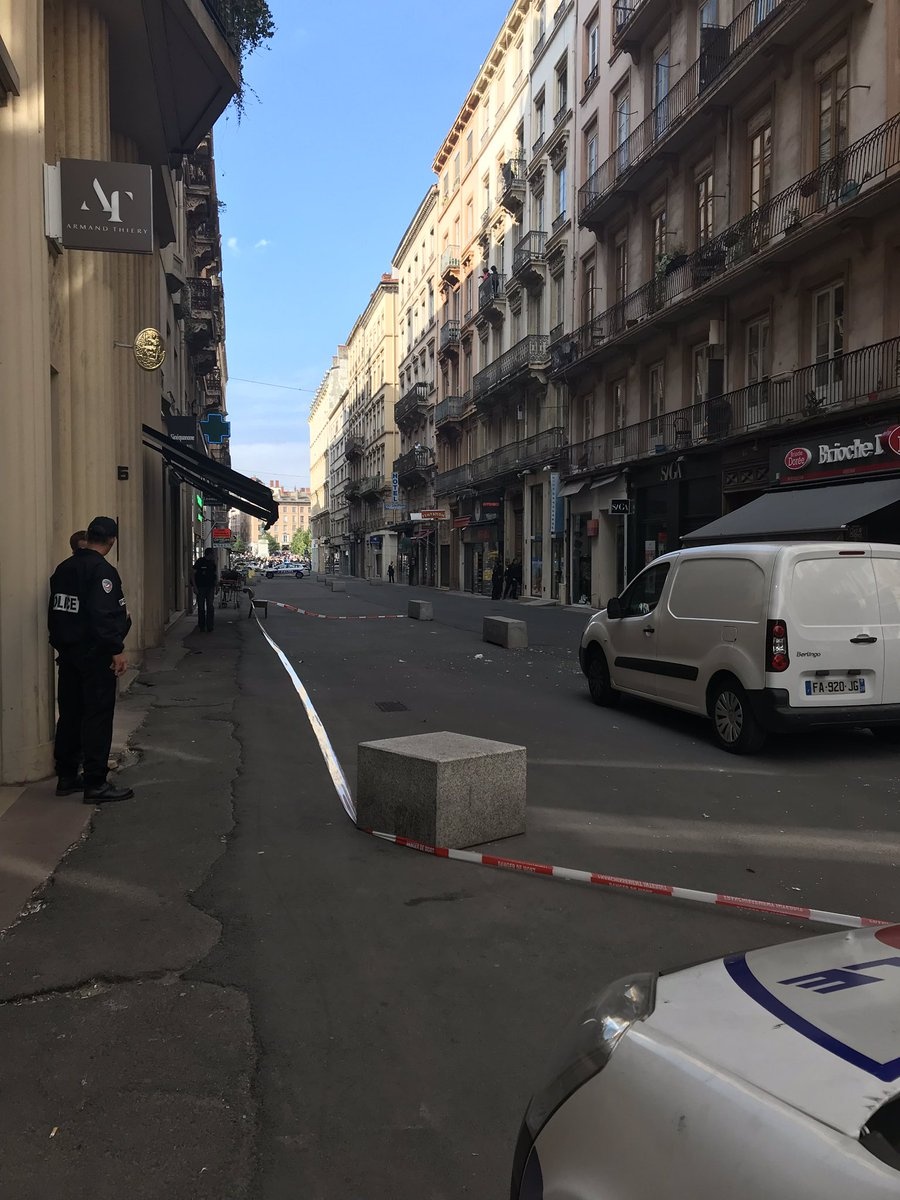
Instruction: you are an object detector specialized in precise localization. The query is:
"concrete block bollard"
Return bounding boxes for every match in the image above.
[483,615,527,649]
[316,574,326,583]
[407,600,433,621]
[357,732,526,848]
[329,578,346,592]
[368,577,383,586]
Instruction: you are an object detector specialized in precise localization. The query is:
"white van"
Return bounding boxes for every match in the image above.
[578,542,900,753]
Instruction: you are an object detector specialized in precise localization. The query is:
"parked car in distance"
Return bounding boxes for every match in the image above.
[512,924,900,1200]
[263,562,307,579]
[579,542,900,753]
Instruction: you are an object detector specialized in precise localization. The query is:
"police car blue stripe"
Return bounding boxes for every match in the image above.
[725,953,900,1082]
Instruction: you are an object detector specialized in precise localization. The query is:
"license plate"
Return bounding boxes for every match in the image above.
[805,678,865,696]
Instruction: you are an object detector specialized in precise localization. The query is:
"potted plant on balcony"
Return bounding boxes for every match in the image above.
[799,173,819,198]
[660,244,687,276]
[783,206,802,233]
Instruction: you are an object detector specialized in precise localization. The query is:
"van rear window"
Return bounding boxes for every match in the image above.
[667,558,765,622]
[790,558,879,626]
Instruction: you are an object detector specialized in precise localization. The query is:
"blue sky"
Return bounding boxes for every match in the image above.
[215,0,511,488]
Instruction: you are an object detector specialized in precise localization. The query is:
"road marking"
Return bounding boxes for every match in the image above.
[252,616,892,930]
[532,757,782,776]
[267,601,405,622]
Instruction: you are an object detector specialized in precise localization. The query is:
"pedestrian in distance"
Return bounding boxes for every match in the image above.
[503,560,515,599]
[48,516,134,804]
[490,264,500,296]
[69,529,88,553]
[512,557,523,599]
[491,558,504,600]
[193,547,218,632]
[387,561,395,583]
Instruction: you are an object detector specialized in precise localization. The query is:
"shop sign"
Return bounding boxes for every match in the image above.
[211,526,232,542]
[368,535,383,547]
[609,498,633,516]
[58,158,153,254]
[164,415,197,445]
[411,510,449,520]
[549,472,564,536]
[453,516,471,529]
[391,472,399,502]
[772,421,900,484]
[586,519,600,537]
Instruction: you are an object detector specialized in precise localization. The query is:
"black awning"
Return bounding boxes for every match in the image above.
[141,424,279,528]
[683,477,900,545]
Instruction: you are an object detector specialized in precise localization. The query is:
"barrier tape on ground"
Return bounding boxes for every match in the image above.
[270,601,406,621]
[252,616,891,930]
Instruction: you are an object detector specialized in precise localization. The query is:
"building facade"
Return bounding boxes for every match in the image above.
[391,187,440,585]
[0,0,274,783]
[309,349,349,572]
[561,0,900,605]
[266,485,311,550]
[344,276,400,579]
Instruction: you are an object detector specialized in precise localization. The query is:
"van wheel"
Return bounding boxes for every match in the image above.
[587,650,619,707]
[710,679,766,755]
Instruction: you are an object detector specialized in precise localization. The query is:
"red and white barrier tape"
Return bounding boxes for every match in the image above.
[253,615,892,930]
[270,601,405,621]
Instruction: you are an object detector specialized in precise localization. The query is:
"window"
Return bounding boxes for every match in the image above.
[586,19,599,86]
[515,39,524,80]
[554,164,567,220]
[818,59,849,165]
[535,93,546,139]
[536,1,546,41]
[749,122,772,210]
[482,93,491,140]
[610,378,626,447]
[648,361,665,433]
[556,65,568,117]
[533,190,545,232]
[653,46,670,137]
[453,152,460,188]
[619,562,670,617]
[651,205,667,267]
[813,282,844,397]
[692,342,709,406]
[552,272,565,330]
[696,170,714,246]
[441,173,449,199]
[746,317,770,384]
[466,131,474,164]
[614,84,631,172]
[699,0,718,27]
[613,231,628,303]
[585,126,598,179]
[582,260,596,324]
[465,198,473,239]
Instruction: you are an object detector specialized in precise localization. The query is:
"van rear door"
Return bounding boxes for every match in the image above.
[780,549,884,707]
[873,554,900,705]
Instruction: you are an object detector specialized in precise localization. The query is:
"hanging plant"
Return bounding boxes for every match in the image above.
[228,0,277,118]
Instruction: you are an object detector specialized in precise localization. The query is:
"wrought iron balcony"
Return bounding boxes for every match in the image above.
[472,427,565,485]
[344,478,362,498]
[186,161,211,191]
[201,0,241,53]
[186,277,212,314]
[565,338,900,476]
[344,434,365,460]
[360,474,385,498]
[532,132,545,158]
[473,334,550,402]
[580,0,800,229]
[394,446,436,481]
[202,367,222,395]
[512,231,547,283]
[477,273,507,322]
[435,463,474,494]
[612,0,659,49]
[498,156,527,215]
[565,113,900,373]
[434,395,471,429]
[439,319,461,354]
[440,246,461,283]
[395,382,430,429]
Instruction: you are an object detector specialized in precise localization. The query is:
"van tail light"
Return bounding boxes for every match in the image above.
[767,619,789,673]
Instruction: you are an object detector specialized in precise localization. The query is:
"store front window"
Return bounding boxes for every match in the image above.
[530,484,544,595]
[571,514,592,605]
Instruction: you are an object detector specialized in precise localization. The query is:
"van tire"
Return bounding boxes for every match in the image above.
[709,678,767,755]
[587,649,619,707]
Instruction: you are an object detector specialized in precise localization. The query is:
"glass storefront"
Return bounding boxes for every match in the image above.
[530,484,544,595]
[571,514,592,605]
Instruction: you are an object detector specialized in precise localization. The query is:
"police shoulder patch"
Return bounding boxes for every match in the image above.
[101,578,113,594]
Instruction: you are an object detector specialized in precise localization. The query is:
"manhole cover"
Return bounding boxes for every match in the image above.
[375,700,408,712]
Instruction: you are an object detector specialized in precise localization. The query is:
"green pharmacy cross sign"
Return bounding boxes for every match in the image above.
[200,412,231,445]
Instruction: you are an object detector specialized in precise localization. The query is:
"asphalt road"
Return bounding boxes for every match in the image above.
[194,576,900,1198]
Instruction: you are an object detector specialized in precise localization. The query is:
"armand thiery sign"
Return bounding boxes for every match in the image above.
[46,158,154,254]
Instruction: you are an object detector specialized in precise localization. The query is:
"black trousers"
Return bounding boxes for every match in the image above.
[54,646,117,786]
[196,586,215,630]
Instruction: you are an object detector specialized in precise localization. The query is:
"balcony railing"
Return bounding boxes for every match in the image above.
[472,427,565,484]
[580,0,796,224]
[513,230,547,275]
[583,64,599,95]
[499,156,527,200]
[344,478,362,497]
[533,31,546,58]
[612,0,647,40]
[553,103,568,129]
[532,132,545,157]
[439,319,461,351]
[395,381,430,427]
[473,334,550,400]
[567,114,900,369]
[478,273,507,310]
[187,277,212,313]
[435,463,474,494]
[565,337,900,476]
[395,446,436,478]
[344,435,364,459]
[481,206,491,229]
[440,246,461,277]
[186,162,211,189]
[360,474,385,497]
[551,210,568,234]
[203,367,222,394]
[434,395,471,427]
[201,0,240,53]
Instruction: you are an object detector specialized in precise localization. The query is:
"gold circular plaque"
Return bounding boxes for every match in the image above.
[133,327,166,371]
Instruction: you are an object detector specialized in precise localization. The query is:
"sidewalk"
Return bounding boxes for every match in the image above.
[0,611,255,1200]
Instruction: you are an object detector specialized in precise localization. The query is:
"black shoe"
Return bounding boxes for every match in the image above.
[83,783,134,804]
[56,774,85,796]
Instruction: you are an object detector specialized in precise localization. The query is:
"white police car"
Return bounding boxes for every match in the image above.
[512,925,900,1198]
[263,562,307,579]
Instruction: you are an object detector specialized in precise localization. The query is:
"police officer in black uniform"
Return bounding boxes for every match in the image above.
[48,516,134,803]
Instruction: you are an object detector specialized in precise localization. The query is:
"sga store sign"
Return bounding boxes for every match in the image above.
[773,422,900,483]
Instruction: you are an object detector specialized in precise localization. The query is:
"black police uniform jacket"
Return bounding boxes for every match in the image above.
[48,549,131,655]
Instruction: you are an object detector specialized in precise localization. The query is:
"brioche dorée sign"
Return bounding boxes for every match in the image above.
[773,422,900,484]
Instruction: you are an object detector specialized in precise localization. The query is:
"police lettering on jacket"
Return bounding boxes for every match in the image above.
[48,549,131,653]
